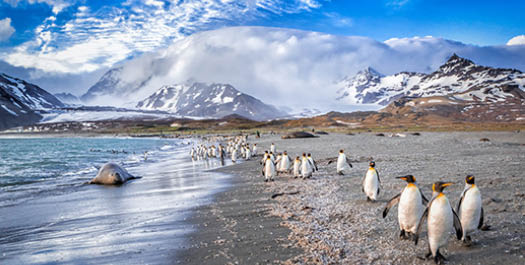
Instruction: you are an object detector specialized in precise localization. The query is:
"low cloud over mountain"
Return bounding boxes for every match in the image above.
[80,27,525,112]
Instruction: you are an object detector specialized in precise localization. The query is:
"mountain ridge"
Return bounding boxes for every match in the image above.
[0,73,65,130]
[337,54,525,106]
[136,82,287,121]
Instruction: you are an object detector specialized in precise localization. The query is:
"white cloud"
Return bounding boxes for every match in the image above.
[507,35,525,46]
[83,27,525,110]
[0,17,15,41]
[3,0,72,14]
[324,12,353,27]
[386,0,410,8]
[1,0,325,74]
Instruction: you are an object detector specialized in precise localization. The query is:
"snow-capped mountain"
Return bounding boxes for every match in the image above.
[0,73,65,130]
[337,54,525,105]
[54,92,80,105]
[136,82,287,120]
[80,67,153,106]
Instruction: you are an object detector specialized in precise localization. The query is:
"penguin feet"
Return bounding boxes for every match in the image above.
[399,230,408,240]
[416,251,432,261]
[434,250,448,264]
[462,236,473,247]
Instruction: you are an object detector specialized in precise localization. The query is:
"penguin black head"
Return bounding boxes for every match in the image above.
[264,150,268,154]
[369,161,376,168]
[432,181,453,193]
[283,151,287,155]
[296,156,300,160]
[397,175,416,183]
[339,149,344,153]
[465,175,475,184]
[302,153,306,156]
[307,153,311,157]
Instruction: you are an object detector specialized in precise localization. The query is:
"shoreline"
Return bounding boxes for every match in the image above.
[175,160,304,264]
[177,132,524,264]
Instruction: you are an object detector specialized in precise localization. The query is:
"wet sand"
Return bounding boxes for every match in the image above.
[179,131,524,264]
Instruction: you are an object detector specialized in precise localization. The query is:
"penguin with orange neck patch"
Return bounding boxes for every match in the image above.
[362,161,381,201]
[457,175,484,245]
[415,181,462,264]
[383,175,429,240]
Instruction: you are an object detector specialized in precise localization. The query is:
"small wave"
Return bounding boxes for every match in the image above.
[63,166,98,176]
[161,145,173,150]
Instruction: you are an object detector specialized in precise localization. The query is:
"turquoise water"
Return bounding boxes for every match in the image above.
[0,137,231,264]
[0,138,167,206]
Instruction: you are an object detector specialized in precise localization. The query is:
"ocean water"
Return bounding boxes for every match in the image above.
[0,137,231,264]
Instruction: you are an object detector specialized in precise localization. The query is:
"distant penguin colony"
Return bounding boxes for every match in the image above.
[187,132,486,264]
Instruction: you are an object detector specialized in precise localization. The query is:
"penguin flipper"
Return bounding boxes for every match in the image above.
[478,207,484,229]
[421,191,429,205]
[382,193,401,218]
[414,206,429,245]
[457,187,469,213]
[452,209,463,240]
[327,160,334,165]
[345,157,353,168]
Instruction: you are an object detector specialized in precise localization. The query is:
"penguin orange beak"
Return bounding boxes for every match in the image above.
[442,182,454,187]
[396,176,408,181]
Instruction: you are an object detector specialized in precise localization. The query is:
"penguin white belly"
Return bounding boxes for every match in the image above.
[301,159,312,178]
[280,158,290,172]
[336,155,346,173]
[364,169,379,200]
[293,162,300,176]
[460,187,482,234]
[428,196,453,255]
[231,150,237,161]
[265,162,275,179]
[398,186,423,233]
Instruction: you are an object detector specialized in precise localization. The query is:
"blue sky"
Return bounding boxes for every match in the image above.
[0,0,523,94]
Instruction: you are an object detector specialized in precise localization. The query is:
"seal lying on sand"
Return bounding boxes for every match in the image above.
[88,163,140,185]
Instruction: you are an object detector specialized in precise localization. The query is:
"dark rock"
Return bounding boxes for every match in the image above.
[376,133,385,137]
[315,131,329,135]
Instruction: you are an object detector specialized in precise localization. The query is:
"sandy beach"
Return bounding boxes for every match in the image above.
[178,131,524,264]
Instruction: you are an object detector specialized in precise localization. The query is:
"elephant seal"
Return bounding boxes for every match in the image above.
[88,163,140,185]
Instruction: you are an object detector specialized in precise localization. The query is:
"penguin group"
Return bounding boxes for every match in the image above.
[190,134,486,264]
[259,143,319,182]
[257,145,485,264]
[382,175,485,264]
[188,134,257,165]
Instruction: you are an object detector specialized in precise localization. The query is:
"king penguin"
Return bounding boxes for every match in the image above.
[383,175,429,240]
[331,149,353,175]
[270,143,276,154]
[457,175,483,244]
[278,151,292,173]
[307,153,318,172]
[262,156,276,182]
[362,161,381,201]
[415,181,462,264]
[301,153,313,179]
[293,156,301,178]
